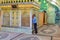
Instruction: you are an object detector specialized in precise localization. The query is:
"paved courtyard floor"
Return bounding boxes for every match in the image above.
[38,24,60,40]
[0,31,51,40]
[0,31,22,40]
[0,24,60,40]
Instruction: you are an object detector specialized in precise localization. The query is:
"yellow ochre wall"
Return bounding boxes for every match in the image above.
[39,12,47,27]
[39,12,44,26]
[0,0,40,27]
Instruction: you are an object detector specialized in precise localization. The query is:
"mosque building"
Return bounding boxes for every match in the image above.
[0,0,40,34]
[0,0,60,34]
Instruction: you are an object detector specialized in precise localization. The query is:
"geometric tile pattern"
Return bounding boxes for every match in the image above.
[0,32,51,40]
[38,24,60,36]
[20,37,39,40]
[41,28,56,34]
[12,34,40,40]
[0,33,9,39]
[12,34,51,40]
[0,32,22,40]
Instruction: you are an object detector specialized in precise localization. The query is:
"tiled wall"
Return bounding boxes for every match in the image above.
[1,27,32,34]
[47,3,56,24]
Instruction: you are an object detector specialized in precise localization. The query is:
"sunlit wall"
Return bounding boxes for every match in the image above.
[39,0,56,24]
[47,3,56,24]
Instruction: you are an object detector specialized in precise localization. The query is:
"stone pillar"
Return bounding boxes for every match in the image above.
[1,10,3,26]
[19,10,21,27]
[30,9,32,29]
[10,10,12,26]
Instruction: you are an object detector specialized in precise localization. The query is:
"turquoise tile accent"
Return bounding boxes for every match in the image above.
[1,27,32,34]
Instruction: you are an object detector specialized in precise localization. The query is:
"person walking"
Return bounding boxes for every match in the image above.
[32,14,38,34]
